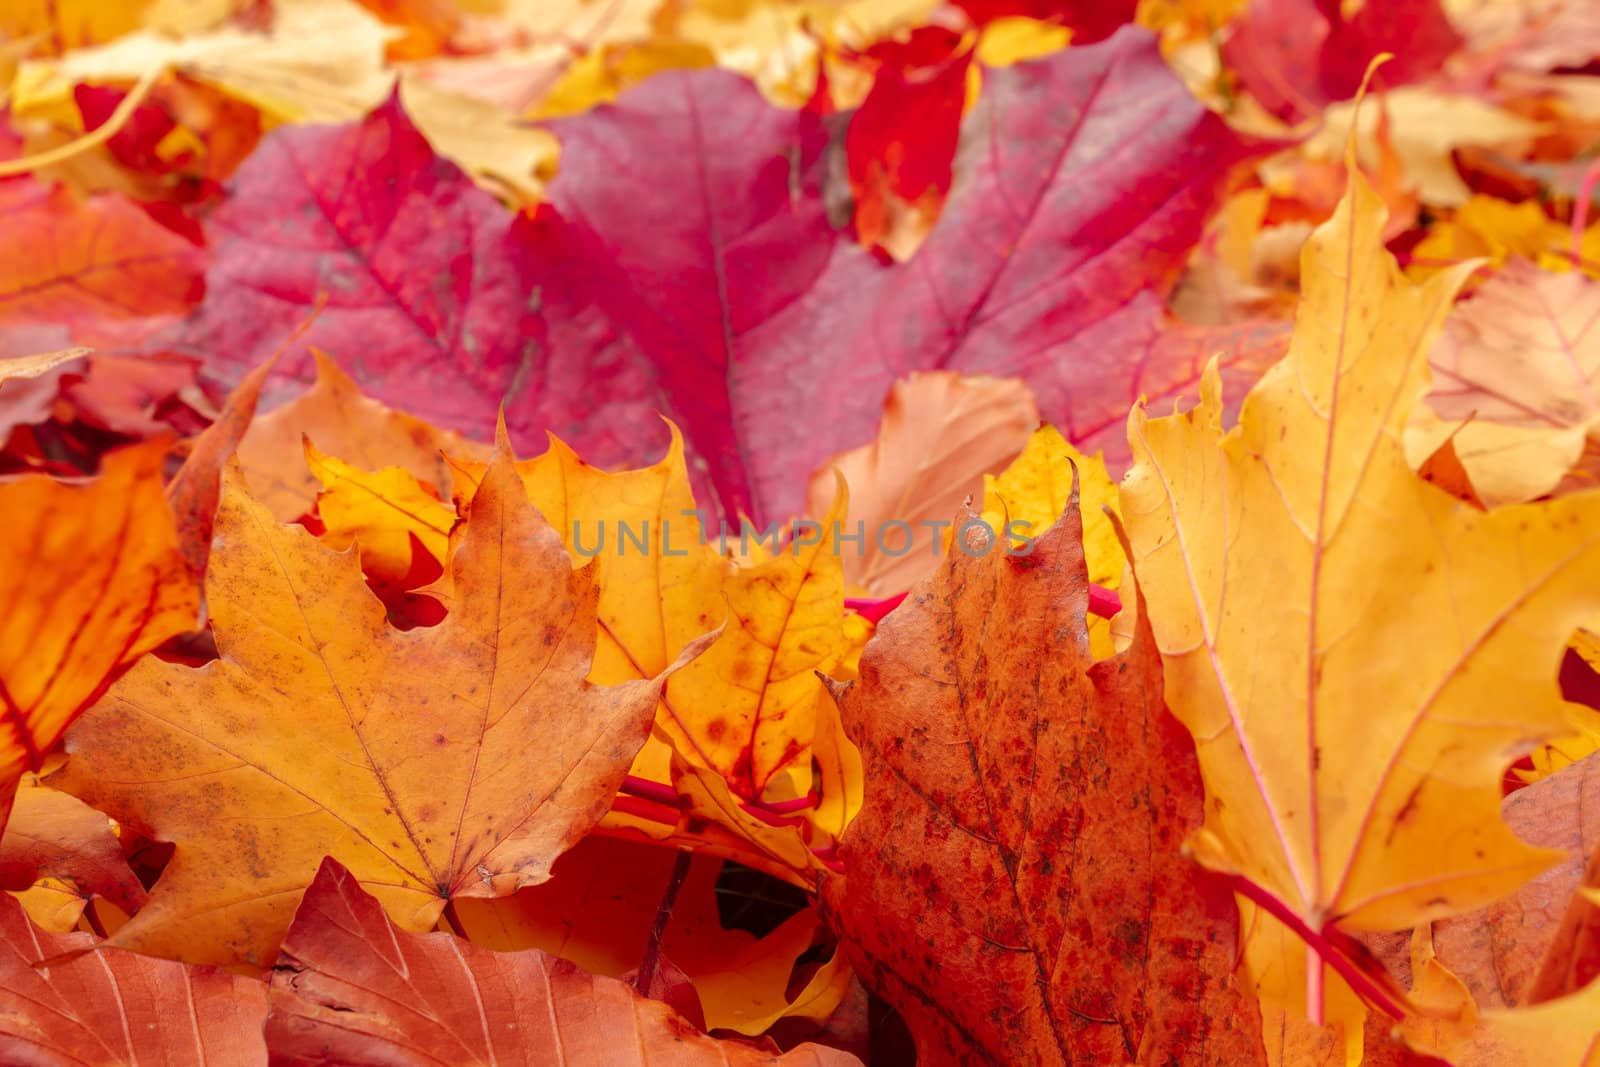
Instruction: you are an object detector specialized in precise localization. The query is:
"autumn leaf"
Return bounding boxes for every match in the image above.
[1406,259,1600,506]
[0,774,146,932]
[978,424,1124,656]
[453,834,851,1035]
[268,856,862,1066]
[137,26,1265,527]
[0,346,88,440]
[0,439,197,836]
[806,371,1039,597]
[0,175,203,347]
[545,27,1269,523]
[165,355,276,582]
[237,349,488,523]
[0,891,268,1065]
[844,25,974,258]
[11,0,396,127]
[305,437,454,585]
[823,495,1264,1064]
[1221,0,1462,122]
[1417,751,1600,1012]
[954,0,1137,42]
[1121,161,1600,1019]
[47,436,709,966]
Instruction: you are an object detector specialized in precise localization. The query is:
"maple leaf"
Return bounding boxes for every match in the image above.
[438,429,860,859]
[11,0,396,127]
[1303,90,1545,210]
[0,775,146,932]
[267,856,863,1066]
[822,496,1264,1065]
[953,0,1138,41]
[0,346,88,440]
[1405,259,1600,506]
[1417,751,1600,1012]
[452,834,852,1035]
[844,25,974,258]
[805,371,1039,597]
[295,415,861,877]
[0,176,203,350]
[147,26,1266,526]
[0,892,268,1064]
[1120,161,1600,1018]
[238,349,489,523]
[165,355,276,582]
[305,438,455,585]
[64,351,206,438]
[47,437,708,966]
[0,439,197,836]
[138,88,669,495]
[1221,0,1462,123]
[544,26,1269,522]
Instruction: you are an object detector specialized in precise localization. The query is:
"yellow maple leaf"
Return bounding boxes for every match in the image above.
[1121,160,1600,1024]
[979,425,1123,657]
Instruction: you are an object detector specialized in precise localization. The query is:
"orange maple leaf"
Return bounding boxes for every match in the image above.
[48,435,709,966]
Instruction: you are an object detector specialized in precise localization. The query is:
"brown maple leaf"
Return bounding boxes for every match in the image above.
[822,494,1264,1065]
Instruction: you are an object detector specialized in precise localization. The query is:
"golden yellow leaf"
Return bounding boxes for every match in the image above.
[1307,89,1545,207]
[980,425,1123,658]
[398,73,558,203]
[306,438,454,585]
[1122,161,1600,1020]
[237,350,487,523]
[533,39,718,119]
[457,429,859,869]
[973,17,1073,67]
[12,0,397,127]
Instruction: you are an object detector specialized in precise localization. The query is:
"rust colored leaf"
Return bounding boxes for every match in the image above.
[267,856,862,1066]
[823,496,1264,1065]
[48,436,707,966]
[0,775,146,931]
[1425,751,1600,1010]
[165,356,276,583]
[453,834,849,1036]
[1528,842,1600,1004]
[0,178,204,335]
[0,891,267,1064]
[0,439,198,835]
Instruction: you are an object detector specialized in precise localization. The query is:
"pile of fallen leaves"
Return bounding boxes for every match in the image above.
[6,0,1600,1063]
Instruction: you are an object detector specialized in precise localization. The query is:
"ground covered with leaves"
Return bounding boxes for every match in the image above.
[5,0,1600,1064]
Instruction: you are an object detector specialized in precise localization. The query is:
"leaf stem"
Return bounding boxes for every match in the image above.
[1224,874,1405,1021]
[634,847,692,995]
[441,899,467,939]
[82,898,107,940]
[0,65,165,178]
